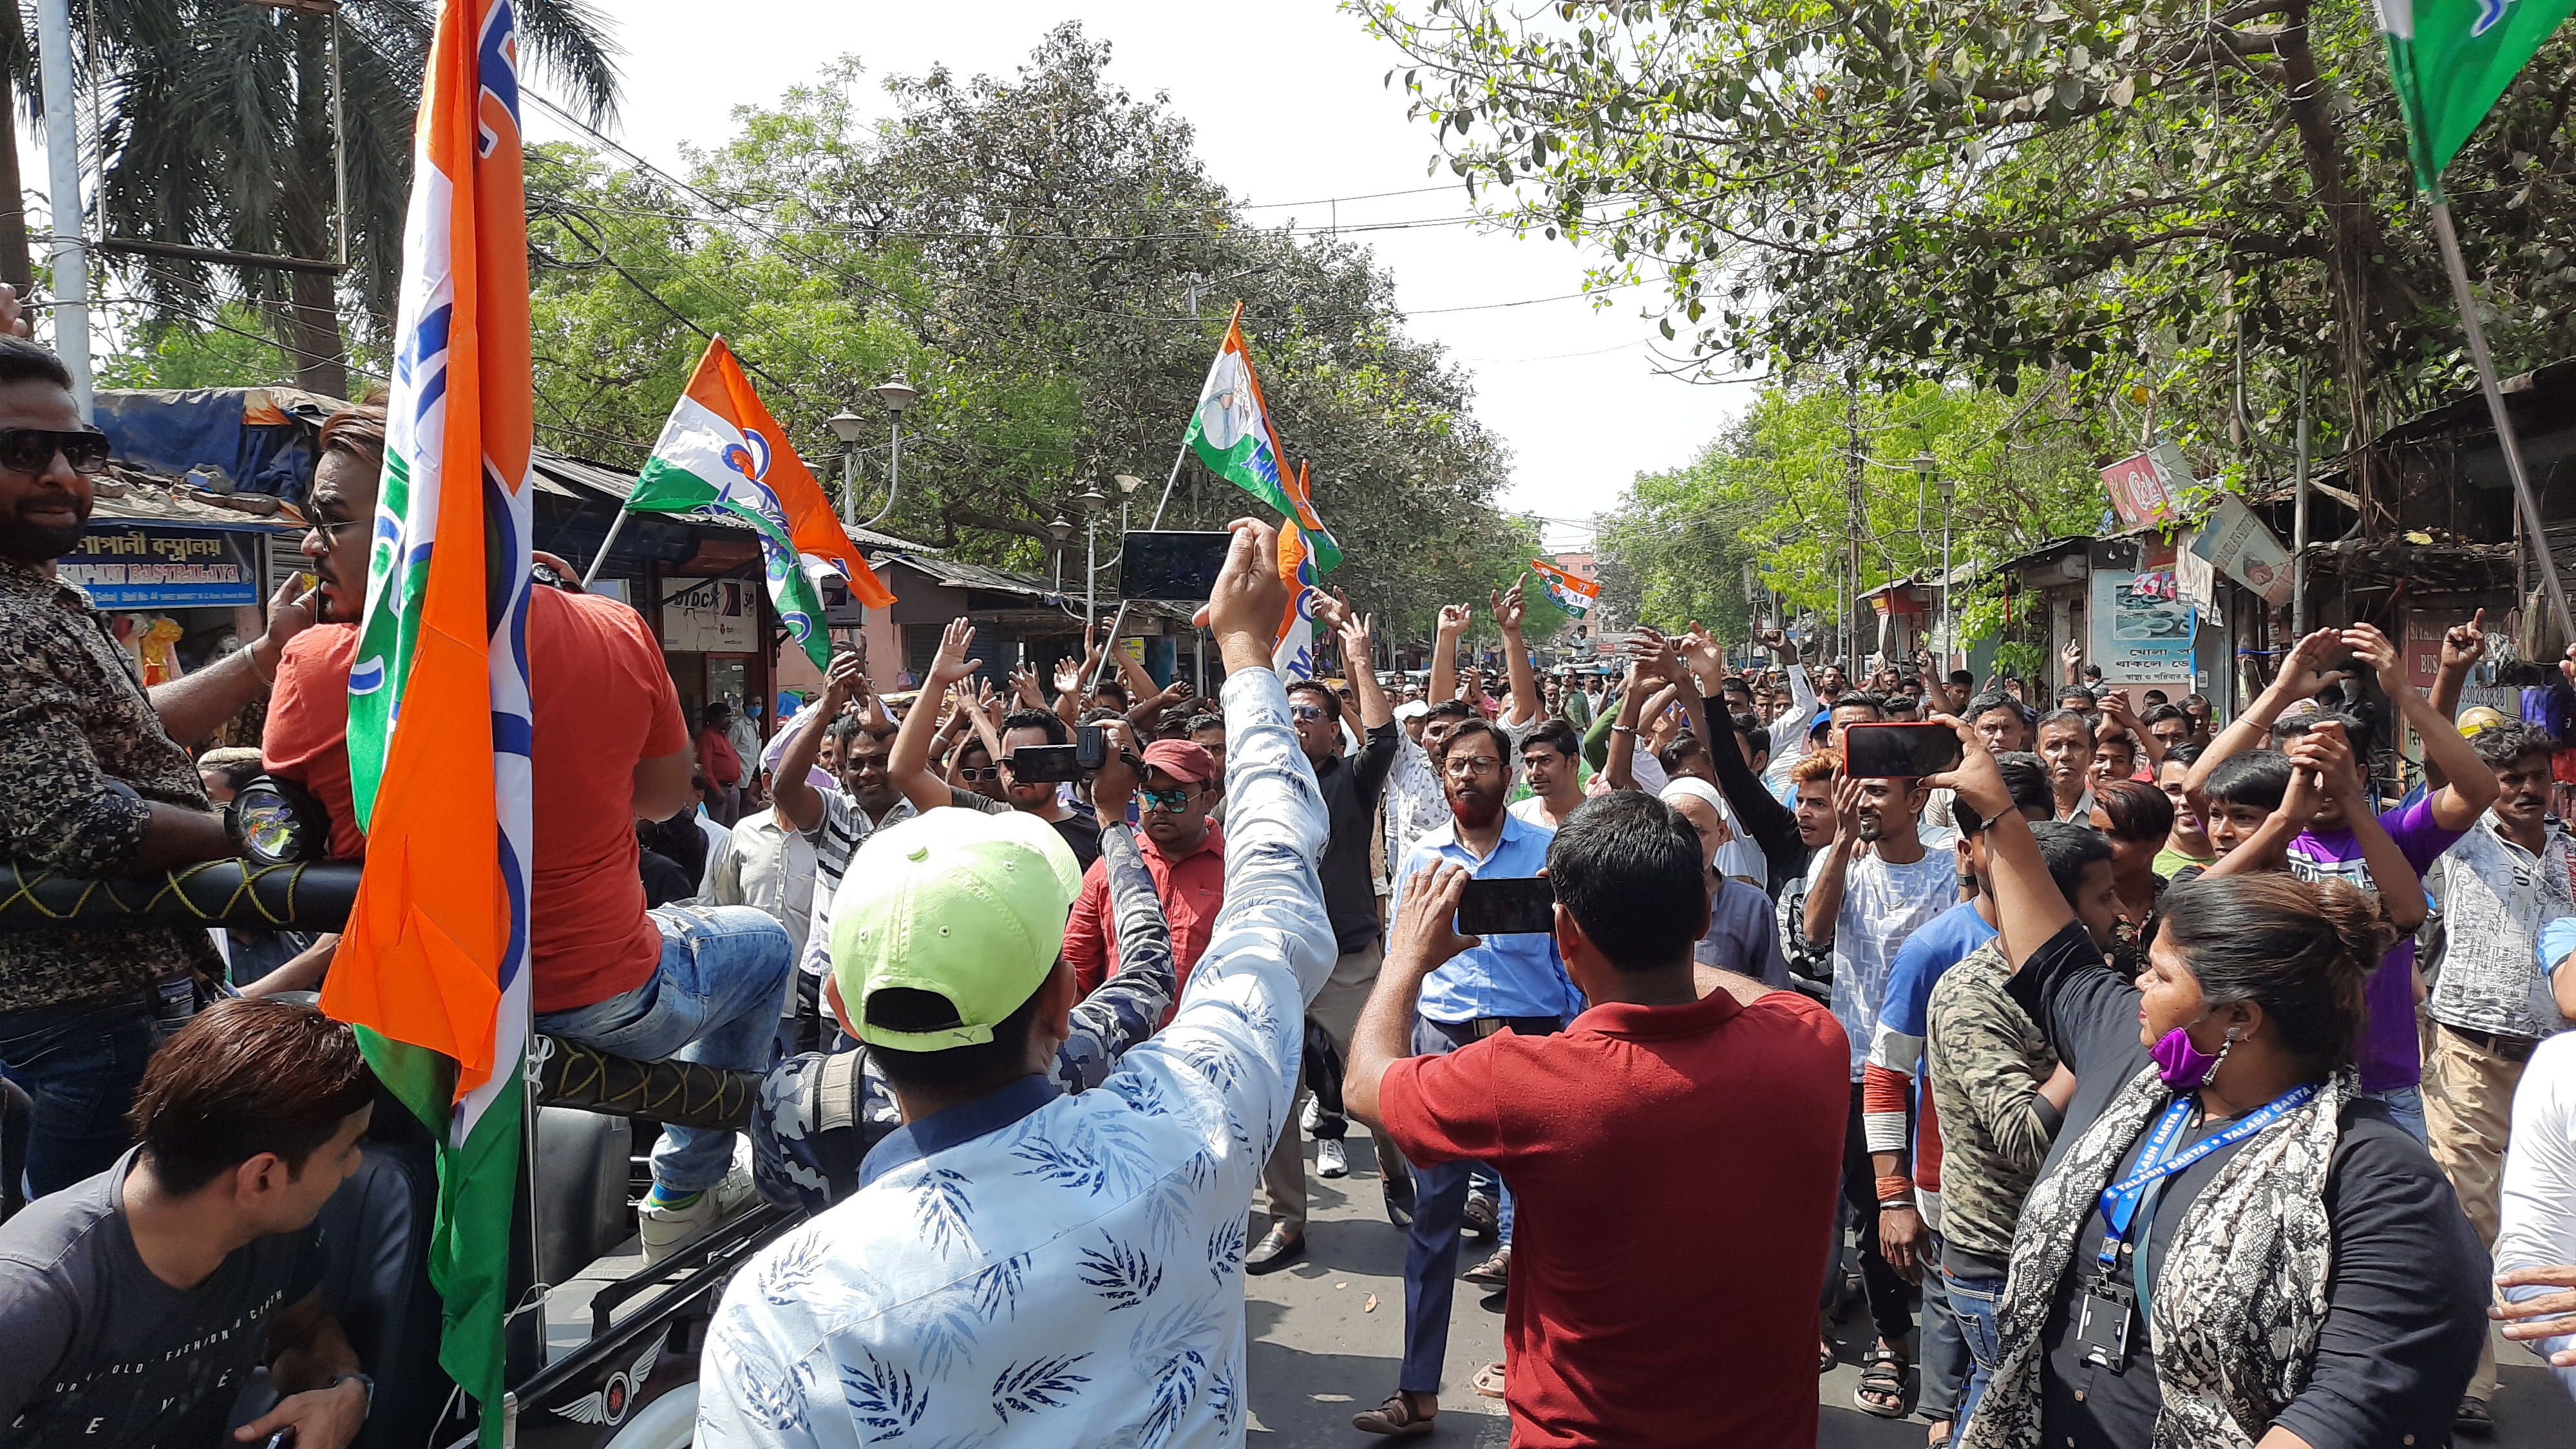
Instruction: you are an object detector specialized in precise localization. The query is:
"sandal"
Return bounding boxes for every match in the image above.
[2454,1396,2495,1437]
[1819,1341,1837,1374]
[1471,1361,1506,1400]
[1854,1346,1910,1419]
[1352,1392,1436,1437]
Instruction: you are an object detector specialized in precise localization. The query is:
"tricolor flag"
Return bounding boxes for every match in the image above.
[625,337,895,670]
[319,0,533,1439]
[1184,305,1343,574]
[1532,558,1600,616]
[1274,462,1323,679]
[2379,0,2576,192]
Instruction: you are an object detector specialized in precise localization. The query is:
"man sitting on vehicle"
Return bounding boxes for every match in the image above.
[0,999,376,1448]
[701,518,1336,1445]
[260,405,792,1258]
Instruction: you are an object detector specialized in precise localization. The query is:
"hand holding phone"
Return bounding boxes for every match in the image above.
[1842,721,1964,779]
[1456,876,1557,935]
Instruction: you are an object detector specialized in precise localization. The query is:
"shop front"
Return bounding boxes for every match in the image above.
[61,506,298,744]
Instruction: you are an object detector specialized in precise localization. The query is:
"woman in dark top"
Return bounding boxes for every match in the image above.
[1922,718,2486,1449]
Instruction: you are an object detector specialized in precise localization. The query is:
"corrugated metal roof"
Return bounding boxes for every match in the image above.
[528,449,931,553]
[88,474,299,531]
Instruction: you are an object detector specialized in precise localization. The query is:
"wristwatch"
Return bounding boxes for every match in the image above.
[325,1372,375,1418]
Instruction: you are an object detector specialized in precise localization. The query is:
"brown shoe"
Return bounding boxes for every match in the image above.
[1462,1245,1511,1287]
[1352,1391,1436,1436]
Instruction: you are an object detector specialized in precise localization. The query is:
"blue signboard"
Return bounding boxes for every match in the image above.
[59,524,266,608]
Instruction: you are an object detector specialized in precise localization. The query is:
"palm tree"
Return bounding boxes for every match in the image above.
[67,0,619,399]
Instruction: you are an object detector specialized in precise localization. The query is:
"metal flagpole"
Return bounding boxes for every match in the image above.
[2429,197,2575,643]
[1084,437,1192,695]
[579,506,632,588]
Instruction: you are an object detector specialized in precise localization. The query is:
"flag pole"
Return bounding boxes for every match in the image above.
[2429,196,2575,643]
[1084,435,1194,695]
[579,505,632,589]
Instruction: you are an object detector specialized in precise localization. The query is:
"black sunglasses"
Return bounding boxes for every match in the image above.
[0,426,110,476]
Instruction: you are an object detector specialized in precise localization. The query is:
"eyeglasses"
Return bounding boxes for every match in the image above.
[1140,786,1197,813]
[1289,703,1326,723]
[301,516,366,544]
[1443,755,1502,777]
[0,426,109,476]
[956,766,999,782]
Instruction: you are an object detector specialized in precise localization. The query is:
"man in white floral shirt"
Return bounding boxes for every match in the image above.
[697,520,1333,1447]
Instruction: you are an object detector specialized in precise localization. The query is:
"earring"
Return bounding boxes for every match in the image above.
[2201,1025,2243,1087]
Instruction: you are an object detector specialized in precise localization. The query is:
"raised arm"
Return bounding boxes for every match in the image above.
[1917,649,1960,717]
[2184,627,2347,808]
[1802,777,1866,947]
[150,575,316,747]
[1921,717,2072,967]
[2099,690,2163,772]
[1430,601,1468,707]
[772,650,861,835]
[890,619,983,815]
[2345,623,2497,832]
[1494,576,1540,726]
[1318,594,1394,730]
[1348,862,1477,1130]
[1052,724,1181,1092]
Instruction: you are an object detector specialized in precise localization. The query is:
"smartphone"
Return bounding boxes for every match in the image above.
[1456,876,1557,936]
[1842,721,1964,779]
[1074,723,1110,772]
[1119,531,1235,601]
[1007,743,1082,782]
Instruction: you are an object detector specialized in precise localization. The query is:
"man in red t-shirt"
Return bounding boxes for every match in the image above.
[261,408,792,1257]
[1348,791,1849,1444]
[1061,739,1224,1023]
[697,702,744,827]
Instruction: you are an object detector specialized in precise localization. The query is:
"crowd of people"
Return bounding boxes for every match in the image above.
[0,315,2574,1447]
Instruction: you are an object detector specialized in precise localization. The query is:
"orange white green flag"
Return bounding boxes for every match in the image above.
[318,0,535,1440]
[624,337,896,670]
[1531,558,1599,616]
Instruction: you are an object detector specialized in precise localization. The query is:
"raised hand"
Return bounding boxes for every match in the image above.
[2441,609,2490,672]
[1009,664,1046,708]
[820,650,867,713]
[1387,862,1482,976]
[1437,601,1472,635]
[927,618,982,691]
[2342,623,2407,698]
[1052,653,1084,700]
[1193,518,1291,666]
[2275,627,2351,700]
[1492,576,1528,635]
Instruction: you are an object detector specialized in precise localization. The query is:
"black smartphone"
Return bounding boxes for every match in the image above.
[1007,743,1082,782]
[1456,876,1556,936]
[1842,721,1964,779]
[1119,531,1235,601]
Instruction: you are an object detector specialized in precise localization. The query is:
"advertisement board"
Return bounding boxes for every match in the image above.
[661,578,760,652]
[2186,493,2295,607]
[2090,568,2197,685]
[57,524,264,608]
[2099,442,2192,529]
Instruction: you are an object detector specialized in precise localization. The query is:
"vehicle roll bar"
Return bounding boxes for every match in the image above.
[0,858,363,932]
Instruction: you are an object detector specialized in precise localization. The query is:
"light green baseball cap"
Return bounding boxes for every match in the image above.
[830,806,1084,1051]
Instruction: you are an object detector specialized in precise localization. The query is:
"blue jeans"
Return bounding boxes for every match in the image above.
[1917,1242,1968,1425]
[0,983,189,1198]
[535,905,791,1195]
[2365,1085,2427,1146]
[1943,1265,2007,1442]
[1400,1014,1558,1393]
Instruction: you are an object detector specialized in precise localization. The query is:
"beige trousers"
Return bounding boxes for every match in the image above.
[2422,1019,2532,1401]
[1259,940,1403,1238]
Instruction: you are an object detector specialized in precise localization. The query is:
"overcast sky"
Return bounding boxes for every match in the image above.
[511,1,1754,551]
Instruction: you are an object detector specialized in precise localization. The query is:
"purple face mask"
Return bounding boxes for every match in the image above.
[2152,1021,2237,1088]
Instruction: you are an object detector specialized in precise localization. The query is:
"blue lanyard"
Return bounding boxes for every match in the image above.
[2094,1084,2318,1276]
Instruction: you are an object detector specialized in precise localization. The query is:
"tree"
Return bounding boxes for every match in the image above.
[77,0,620,399]
[1359,0,2576,477]
[524,26,1553,649]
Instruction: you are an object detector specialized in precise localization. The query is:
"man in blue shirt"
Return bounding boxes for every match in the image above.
[1365,715,1583,1432]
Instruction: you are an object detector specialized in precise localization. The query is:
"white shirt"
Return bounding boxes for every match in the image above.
[2496,1031,2576,1399]
[2427,817,2574,1039]
[697,669,1335,1448]
[1819,848,1957,1081]
[700,808,819,952]
[1759,663,1819,797]
[728,715,766,774]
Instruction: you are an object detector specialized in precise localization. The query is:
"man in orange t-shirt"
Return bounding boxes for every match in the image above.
[262,408,792,1256]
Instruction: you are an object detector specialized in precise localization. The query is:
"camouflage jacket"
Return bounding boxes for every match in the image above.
[1924,940,2062,1267]
[0,560,217,1014]
[750,819,1180,1215]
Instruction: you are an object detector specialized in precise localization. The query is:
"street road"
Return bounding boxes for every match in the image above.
[1243,1136,2576,1446]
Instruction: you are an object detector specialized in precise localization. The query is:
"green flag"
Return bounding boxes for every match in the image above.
[2380,0,2576,191]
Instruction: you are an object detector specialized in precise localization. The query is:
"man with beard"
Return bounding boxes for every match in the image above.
[1802,757,1955,1419]
[1352,715,1584,1436]
[0,332,317,1195]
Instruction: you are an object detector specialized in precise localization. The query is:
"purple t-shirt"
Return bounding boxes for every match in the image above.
[2287,795,2464,1092]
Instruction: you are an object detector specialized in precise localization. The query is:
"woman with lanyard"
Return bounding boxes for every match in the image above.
[1918,715,2486,1449]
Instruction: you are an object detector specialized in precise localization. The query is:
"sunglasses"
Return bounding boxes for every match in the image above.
[1139,786,1197,813]
[1289,703,1326,723]
[956,766,999,782]
[0,427,111,476]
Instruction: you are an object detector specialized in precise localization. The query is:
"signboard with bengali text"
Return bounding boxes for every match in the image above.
[58,524,263,608]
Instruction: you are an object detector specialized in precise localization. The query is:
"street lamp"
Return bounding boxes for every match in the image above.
[864,375,918,533]
[1077,484,1110,631]
[1044,515,1072,593]
[828,408,867,526]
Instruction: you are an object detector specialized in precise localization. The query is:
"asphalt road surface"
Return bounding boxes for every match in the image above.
[1244,1135,2576,1446]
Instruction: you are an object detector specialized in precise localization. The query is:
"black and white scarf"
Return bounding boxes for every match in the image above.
[1959,1063,2355,1449]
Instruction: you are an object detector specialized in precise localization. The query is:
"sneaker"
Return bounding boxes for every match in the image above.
[1463,1245,1511,1286]
[1301,1094,1321,1134]
[1316,1139,1349,1179]
[1462,1191,1499,1240]
[638,1162,757,1264]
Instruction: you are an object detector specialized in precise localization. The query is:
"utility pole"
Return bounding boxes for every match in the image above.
[1845,386,1864,669]
[35,0,88,417]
